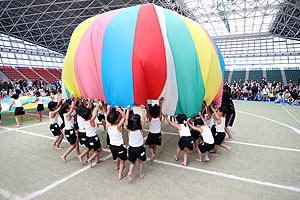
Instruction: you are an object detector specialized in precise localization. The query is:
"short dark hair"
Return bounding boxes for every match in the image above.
[35,91,41,97]
[61,99,71,114]
[79,107,91,120]
[127,114,142,131]
[107,108,118,124]
[149,104,160,118]
[12,94,19,99]
[194,118,204,126]
[48,101,58,111]
[176,114,187,126]
[218,106,227,116]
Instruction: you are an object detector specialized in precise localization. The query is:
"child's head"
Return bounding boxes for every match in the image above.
[217,106,227,117]
[51,91,57,95]
[12,94,19,99]
[107,108,119,124]
[127,114,142,131]
[79,107,92,120]
[194,118,204,127]
[48,101,58,111]
[35,91,41,97]
[176,114,187,125]
[149,104,160,118]
[61,99,71,114]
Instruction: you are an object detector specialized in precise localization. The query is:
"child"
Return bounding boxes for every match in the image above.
[97,102,107,132]
[106,105,127,180]
[204,104,213,127]
[76,103,89,162]
[145,97,164,162]
[9,94,25,127]
[31,91,44,122]
[188,114,215,162]
[188,114,201,151]
[48,101,64,150]
[126,105,146,181]
[165,114,193,166]
[51,91,58,102]
[60,99,80,162]
[0,102,2,125]
[77,104,102,168]
[210,105,231,157]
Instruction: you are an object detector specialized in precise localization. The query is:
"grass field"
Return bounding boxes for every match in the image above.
[0,101,300,200]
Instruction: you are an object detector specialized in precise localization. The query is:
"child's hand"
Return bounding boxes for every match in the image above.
[115,105,120,110]
[159,97,164,102]
[165,114,168,118]
[141,105,145,109]
[127,105,131,110]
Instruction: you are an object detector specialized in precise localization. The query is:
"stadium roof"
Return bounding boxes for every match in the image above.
[0,0,299,55]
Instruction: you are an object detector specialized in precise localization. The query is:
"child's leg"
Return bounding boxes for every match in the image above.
[77,147,90,163]
[115,158,120,170]
[75,139,80,155]
[55,133,64,150]
[20,115,23,125]
[85,152,89,163]
[94,148,102,164]
[196,148,202,162]
[15,116,20,127]
[181,149,188,166]
[149,145,155,162]
[39,111,42,122]
[219,143,231,154]
[36,111,40,121]
[61,144,76,162]
[174,146,180,161]
[204,152,210,161]
[138,159,145,179]
[101,119,106,132]
[225,126,233,141]
[210,145,219,157]
[118,159,125,180]
[88,148,101,168]
[128,162,136,181]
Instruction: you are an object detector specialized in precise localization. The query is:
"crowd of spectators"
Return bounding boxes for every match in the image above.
[224,78,300,105]
[0,78,61,98]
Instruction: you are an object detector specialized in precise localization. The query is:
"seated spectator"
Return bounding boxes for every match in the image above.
[262,85,269,101]
[288,96,294,104]
[275,92,284,103]
[269,87,276,101]
[283,89,290,103]
[248,90,254,101]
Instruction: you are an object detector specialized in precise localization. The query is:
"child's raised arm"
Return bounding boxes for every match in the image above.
[116,105,126,129]
[210,105,221,124]
[66,99,76,120]
[51,104,62,117]
[187,121,201,132]
[31,96,38,103]
[125,105,130,127]
[9,99,14,110]
[199,112,208,127]
[159,97,164,121]
[90,102,99,123]
[141,105,146,130]
[165,114,180,130]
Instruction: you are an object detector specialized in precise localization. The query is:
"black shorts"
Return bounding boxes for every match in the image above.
[64,129,77,145]
[14,107,25,116]
[128,145,146,163]
[178,136,194,151]
[78,131,87,146]
[191,129,201,140]
[225,110,236,127]
[213,132,226,145]
[109,144,127,161]
[145,132,162,145]
[97,114,105,122]
[107,134,110,146]
[37,104,44,111]
[50,123,62,136]
[86,136,101,151]
[198,142,215,153]
[211,125,216,134]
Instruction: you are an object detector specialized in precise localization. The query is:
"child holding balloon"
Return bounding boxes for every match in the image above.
[145,97,164,162]
[126,105,147,181]
[165,114,193,166]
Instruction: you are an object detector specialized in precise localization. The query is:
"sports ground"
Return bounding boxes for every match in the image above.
[0,100,299,200]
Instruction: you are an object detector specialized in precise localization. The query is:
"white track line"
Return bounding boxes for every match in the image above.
[2,126,300,194]
[152,159,300,193]
[144,129,300,153]
[0,188,21,200]
[237,110,300,135]
[21,154,112,200]
[282,106,300,125]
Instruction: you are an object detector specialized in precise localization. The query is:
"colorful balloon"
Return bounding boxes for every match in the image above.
[62,3,225,117]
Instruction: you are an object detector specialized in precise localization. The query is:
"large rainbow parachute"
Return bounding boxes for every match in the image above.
[62,3,225,117]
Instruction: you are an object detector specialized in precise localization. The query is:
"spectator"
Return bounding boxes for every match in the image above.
[262,85,269,101]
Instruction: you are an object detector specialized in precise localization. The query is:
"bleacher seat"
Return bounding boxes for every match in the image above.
[249,70,263,81]
[284,69,300,84]
[266,70,282,83]
[48,68,62,79]
[16,67,41,82]
[1,66,26,80]
[33,68,57,83]
[231,70,246,82]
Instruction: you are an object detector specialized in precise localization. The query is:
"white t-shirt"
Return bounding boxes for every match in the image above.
[49,111,58,124]
[178,124,191,137]
[128,129,144,147]
[84,120,97,137]
[64,114,74,130]
[216,117,225,132]
[200,125,214,144]
[14,99,22,107]
[77,115,85,133]
[108,125,124,146]
[149,117,161,133]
